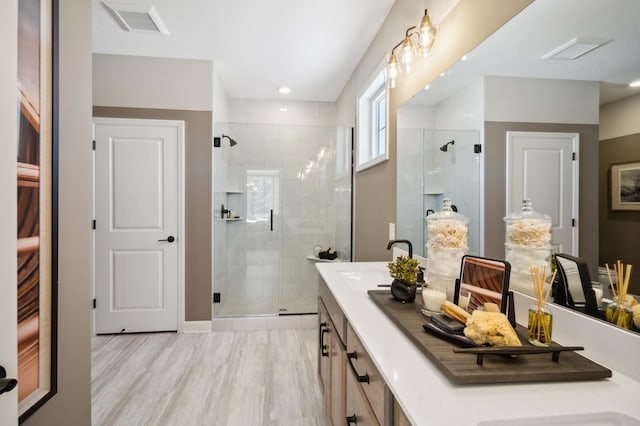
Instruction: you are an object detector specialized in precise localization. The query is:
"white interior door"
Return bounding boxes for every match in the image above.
[94,118,184,334]
[506,131,579,254]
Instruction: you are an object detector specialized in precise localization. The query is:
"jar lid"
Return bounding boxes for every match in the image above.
[425,198,469,224]
[504,199,551,222]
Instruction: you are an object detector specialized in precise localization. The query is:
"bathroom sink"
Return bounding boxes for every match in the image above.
[478,412,640,426]
[338,270,392,286]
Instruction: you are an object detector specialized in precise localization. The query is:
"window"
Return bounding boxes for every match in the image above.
[246,170,279,223]
[372,86,386,159]
[357,69,388,171]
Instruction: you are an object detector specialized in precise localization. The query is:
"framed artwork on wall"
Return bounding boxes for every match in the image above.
[17,0,58,421]
[611,161,640,211]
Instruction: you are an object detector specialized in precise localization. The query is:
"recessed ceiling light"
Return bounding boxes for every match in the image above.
[279,107,287,112]
[629,80,640,88]
[278,86,290,95]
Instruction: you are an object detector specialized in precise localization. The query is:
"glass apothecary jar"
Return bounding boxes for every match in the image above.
[504,199,552,295]
[426,198,469,254]
[425,199,468,299]
[528,303,553,346]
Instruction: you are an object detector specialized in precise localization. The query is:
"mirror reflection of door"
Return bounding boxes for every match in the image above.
[506,131,579,255]
[245,170,281,313]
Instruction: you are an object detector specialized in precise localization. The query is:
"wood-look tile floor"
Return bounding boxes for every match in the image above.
[92,328,329,426]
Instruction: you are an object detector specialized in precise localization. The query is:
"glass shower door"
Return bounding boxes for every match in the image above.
[245,170,280,315]
[213,122,345,318]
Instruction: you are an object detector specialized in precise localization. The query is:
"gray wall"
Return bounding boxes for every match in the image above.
[484,121,599,278]
[93,106,213,321]
[599,133,640,294]
[24,0,93,424]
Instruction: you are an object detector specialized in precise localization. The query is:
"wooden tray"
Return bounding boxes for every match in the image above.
[368,290,612,385]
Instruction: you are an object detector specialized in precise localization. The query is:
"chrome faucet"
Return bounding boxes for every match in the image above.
[386,239,413,258]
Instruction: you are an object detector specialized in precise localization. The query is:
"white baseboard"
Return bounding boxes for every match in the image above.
[212,314,317,331]
[181,320,212,333]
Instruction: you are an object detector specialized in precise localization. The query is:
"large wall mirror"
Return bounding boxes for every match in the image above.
[396,0,640,333]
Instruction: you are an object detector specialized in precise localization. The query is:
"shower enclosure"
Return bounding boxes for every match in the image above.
[213,123,352,317]
[396,128,481,257]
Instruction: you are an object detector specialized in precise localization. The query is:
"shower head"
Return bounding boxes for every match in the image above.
[222,134,238,147]
[439,140,455,152]
[214,134,238,147]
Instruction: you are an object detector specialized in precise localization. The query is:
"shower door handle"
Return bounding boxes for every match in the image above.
[270,209,273,231]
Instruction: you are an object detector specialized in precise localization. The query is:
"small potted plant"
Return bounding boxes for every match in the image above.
[388,255,419,302]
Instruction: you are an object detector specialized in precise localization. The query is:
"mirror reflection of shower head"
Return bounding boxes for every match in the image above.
[440,140,455,152]
[222,134,238,147]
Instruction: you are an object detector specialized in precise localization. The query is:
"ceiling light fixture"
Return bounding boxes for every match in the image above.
[385,9,437,88]
[278,86,290,94]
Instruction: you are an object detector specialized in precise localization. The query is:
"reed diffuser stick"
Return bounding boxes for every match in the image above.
[605,260,633,329]
[528,265,553,346]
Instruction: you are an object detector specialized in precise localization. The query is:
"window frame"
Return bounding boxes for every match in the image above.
[356,67,388,172]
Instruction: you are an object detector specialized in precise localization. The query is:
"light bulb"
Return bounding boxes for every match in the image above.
[401,36,414,74]
[418,10,436,57]
[387,53,400,88]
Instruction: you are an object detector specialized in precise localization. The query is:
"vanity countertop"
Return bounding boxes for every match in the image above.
[316,262,640,426]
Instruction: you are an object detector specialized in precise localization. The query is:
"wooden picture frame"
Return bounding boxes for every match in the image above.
[17,0,58,421]
[611,161,640,211]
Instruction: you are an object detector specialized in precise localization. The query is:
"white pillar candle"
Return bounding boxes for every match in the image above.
[422,288,447,312]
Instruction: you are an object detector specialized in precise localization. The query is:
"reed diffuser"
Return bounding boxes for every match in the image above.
[527,265,556,346]
[605,260,633,329]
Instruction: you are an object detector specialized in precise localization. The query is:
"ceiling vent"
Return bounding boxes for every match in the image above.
[102,2,170,35]
[541,37,611,60]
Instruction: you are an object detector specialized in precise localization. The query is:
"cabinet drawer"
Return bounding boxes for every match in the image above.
[345,361,380,426]
[319,278,346,344]
[346,322,384,424]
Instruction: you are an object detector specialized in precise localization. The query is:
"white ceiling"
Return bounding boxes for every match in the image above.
[408,0,640,106]
[92,0,396,102]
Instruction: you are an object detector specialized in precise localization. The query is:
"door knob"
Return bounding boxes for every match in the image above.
[158,236,175,243]
[0,366,17,395]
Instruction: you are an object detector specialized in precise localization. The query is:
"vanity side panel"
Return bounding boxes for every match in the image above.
[320,278,346,343]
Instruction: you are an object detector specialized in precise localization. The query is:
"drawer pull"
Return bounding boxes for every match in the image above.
[320,323,329,357]
[346,352,370,384]
[346,414,357,425]
[357,372,370,384]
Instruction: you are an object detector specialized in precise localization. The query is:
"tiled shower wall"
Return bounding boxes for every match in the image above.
[397,128,481,257]
[213,123,343,316]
